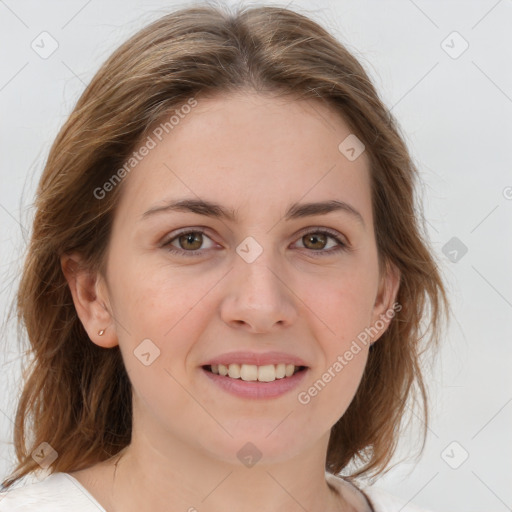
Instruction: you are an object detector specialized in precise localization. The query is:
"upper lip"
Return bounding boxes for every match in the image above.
[202,351,309,367]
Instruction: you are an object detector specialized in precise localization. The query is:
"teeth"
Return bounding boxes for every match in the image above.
[228,364,241,379]
[240,364,258,381]
[209,363,300,382]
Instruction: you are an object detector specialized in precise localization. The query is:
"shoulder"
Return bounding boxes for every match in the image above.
[0,471,105,511]
[362,485,435,512]
[326,472,435,512]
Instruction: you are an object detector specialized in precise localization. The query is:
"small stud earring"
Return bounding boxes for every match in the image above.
[98,329,105,336]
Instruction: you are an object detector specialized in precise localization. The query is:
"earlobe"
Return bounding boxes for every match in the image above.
[370,260,401,344]
[60,253,118,348]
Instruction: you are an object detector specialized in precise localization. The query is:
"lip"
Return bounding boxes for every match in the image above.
[201,365,309,399]
[201,351,309,367]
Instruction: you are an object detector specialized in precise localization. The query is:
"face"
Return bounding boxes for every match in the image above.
[72,91,399,467]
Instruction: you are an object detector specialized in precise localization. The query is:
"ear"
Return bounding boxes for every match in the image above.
[369,259,401,344]
[60,252,118,348]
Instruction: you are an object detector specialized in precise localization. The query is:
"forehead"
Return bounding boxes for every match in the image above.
[115,91,372,224]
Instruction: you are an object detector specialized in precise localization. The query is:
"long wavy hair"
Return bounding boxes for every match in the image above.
[2,2,449,488]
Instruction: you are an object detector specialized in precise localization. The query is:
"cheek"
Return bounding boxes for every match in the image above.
[297,321,369,432]
[299,258,377,404]
[110,262,222,399]
[112,257,213,336]
[111,268,208,415]
[299,277,373,427]
[304,262,379,338]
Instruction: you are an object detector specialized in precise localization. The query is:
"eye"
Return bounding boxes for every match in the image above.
[162,229,217,255]
[161,227,349,257]
[293,228,348,256]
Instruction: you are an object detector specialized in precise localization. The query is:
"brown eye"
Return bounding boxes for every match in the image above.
[302,232,328,250]
[294,229,348,256]
[177,232,203,250]
[162,229,216,255]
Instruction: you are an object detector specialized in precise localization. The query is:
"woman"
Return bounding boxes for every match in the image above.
[0,3,448,511]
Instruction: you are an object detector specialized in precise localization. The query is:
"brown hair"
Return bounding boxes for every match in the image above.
[2,3,448,488]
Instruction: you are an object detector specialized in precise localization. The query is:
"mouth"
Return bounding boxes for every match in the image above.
[202,363,308,383]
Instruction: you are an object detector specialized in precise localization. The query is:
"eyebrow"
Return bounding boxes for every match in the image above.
[141,198,365,227]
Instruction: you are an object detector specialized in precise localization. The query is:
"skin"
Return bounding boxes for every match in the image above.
[62,90,400,512]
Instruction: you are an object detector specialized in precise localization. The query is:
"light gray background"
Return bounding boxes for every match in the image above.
[0,1,511,511]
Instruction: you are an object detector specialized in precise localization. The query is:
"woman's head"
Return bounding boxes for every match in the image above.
[4,3,448,488]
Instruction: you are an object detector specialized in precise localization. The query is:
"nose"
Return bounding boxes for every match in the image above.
[219,249,298,334]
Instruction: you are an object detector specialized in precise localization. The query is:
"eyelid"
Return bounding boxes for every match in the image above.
[294,226,349,246]
[160,226,218,251]
[161,226,350,256]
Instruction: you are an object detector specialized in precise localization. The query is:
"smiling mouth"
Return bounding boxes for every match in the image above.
[202,364,307,383]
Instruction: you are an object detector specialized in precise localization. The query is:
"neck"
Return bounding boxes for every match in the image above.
[96,436,350,512]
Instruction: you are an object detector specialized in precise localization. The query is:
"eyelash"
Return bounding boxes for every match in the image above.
[161,227,349,257]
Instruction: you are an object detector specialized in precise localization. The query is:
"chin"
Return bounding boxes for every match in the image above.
[203,429,311,467]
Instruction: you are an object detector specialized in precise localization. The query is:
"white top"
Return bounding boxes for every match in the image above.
[0,471,433,511]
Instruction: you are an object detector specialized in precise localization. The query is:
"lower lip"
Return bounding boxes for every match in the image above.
[201,367,309,399]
